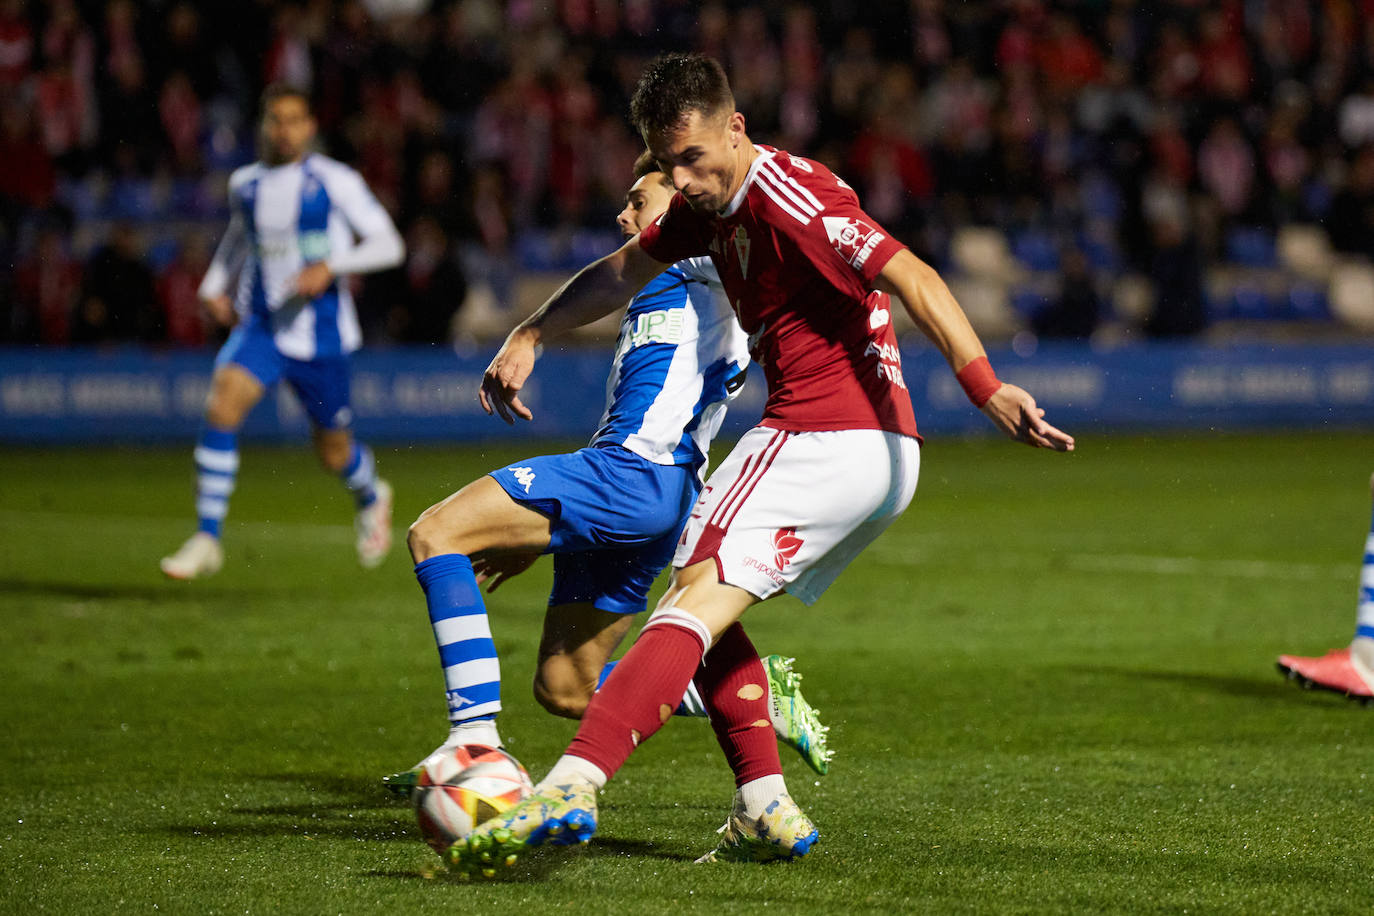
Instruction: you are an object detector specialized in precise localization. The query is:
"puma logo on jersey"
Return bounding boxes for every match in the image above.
[822,216,885,270]
[510,466,536,492]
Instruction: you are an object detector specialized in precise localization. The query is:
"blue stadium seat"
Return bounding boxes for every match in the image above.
[1010,286,1051,318]
[147,239,181,272]
[1010,229,1060,272]
[107,178,160,221]
[1078,231,1119,273]
[1224,227,1278,268]
[1285,282,1329,320]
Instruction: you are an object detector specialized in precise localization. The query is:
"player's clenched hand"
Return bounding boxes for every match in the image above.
[472,551,540,593]
[201,294,236,328]
[479,328,539,424]
[980,384,1075,452]
[293,262,334,298]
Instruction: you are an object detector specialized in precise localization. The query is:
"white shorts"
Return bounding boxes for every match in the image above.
[674,426,920,604]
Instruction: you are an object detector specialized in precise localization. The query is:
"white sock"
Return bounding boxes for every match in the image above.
[737,774,787,819]
[540,754,608,791]
[1351,636,1374,673]
[446,719,502,749]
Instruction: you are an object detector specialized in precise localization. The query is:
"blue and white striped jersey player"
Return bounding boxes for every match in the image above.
[385,153,831,794]
[160,84,405,580]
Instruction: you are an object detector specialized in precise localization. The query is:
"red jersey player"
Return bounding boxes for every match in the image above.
[455,53,1074,877]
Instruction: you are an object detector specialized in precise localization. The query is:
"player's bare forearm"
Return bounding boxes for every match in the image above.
[876,249,986,372]
[518,238,667,341]
[878,249,1074,452]
[480,239,669,423]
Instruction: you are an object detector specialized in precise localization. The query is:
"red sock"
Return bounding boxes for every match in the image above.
[566,622,705,780]
[693,623,783,787]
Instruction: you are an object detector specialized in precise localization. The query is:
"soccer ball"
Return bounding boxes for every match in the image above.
[412,744,533,855]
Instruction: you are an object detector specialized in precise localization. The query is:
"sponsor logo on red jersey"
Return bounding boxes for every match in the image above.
[822,215,886,270]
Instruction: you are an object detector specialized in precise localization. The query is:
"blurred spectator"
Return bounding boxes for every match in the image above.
[156,236,213,347]
[1326,145,1374,260]
[0,0,33,90]
[1197,117,1257,223]
[0,98,56,220]
[13,224,81,344]
[159,71,204,175]
[1145,217,1208,339]
[72,223,161,344]
[1032,249,1101,340]
[35,0,97,174]
[1037,12,1103,98]
[390,215,467,343]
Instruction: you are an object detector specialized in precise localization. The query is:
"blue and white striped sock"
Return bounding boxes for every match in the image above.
[340,441,378,508]
[416,554,501,728]
[194,426,238,539]
[598,659,706,717]
[1356,514,1374,644]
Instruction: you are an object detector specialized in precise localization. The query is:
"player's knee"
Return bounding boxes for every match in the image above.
[204,396,241,430]
[532,669,592,720]
[406,515,442,562]
[315,441,349,473]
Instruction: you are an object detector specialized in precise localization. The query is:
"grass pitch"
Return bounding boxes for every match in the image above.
[1,431,1370,914]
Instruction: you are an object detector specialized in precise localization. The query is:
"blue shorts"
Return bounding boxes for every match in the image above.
[216,323,353,429]
[488,445,699,616]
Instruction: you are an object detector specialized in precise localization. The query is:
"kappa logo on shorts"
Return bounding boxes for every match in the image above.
[510,466,536,493]
[772,527,804,570]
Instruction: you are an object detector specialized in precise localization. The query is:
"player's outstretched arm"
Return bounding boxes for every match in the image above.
[877,249,1074,452]
[479,238,669,423]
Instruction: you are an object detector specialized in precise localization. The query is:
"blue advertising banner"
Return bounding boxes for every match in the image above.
[0,342,1370,444]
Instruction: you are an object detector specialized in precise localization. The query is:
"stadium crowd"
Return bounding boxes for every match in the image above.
[3,0,1374,346]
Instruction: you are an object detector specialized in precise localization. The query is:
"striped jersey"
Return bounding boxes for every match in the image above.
[589,255,749,480]
[199,153,404,360]
[637,145,919,439]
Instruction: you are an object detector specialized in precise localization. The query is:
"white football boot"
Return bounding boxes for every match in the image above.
[355,479,394,569]
[160,532,224,580]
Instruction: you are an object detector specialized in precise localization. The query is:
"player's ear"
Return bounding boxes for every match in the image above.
[727,111,746,148]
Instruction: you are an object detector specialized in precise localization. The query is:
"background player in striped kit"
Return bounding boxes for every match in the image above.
[385,152,831,800]
[1277,472,1374,701]
[160,85,405,580]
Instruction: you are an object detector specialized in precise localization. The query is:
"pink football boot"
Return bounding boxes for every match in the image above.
[1277,647,1374,702]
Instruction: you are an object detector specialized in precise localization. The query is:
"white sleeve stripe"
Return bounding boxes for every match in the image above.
[756,171,813,225]
[761,157,824,213]
[758,164,818,218]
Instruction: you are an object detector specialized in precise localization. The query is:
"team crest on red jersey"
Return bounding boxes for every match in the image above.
[822,215,885,270]
[732,226,751,278]
[772,527,804,570]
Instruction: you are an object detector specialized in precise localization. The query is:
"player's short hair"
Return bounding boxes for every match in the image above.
[259,82,312,116]
[629,53,734,137]
[632,149,674,188]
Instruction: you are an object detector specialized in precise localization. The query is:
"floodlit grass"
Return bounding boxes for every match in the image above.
[1,432,1370,913]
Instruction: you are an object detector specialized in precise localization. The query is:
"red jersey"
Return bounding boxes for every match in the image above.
[638,145,919,438]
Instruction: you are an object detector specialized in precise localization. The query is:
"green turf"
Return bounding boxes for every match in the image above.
[1,432,1370,914]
